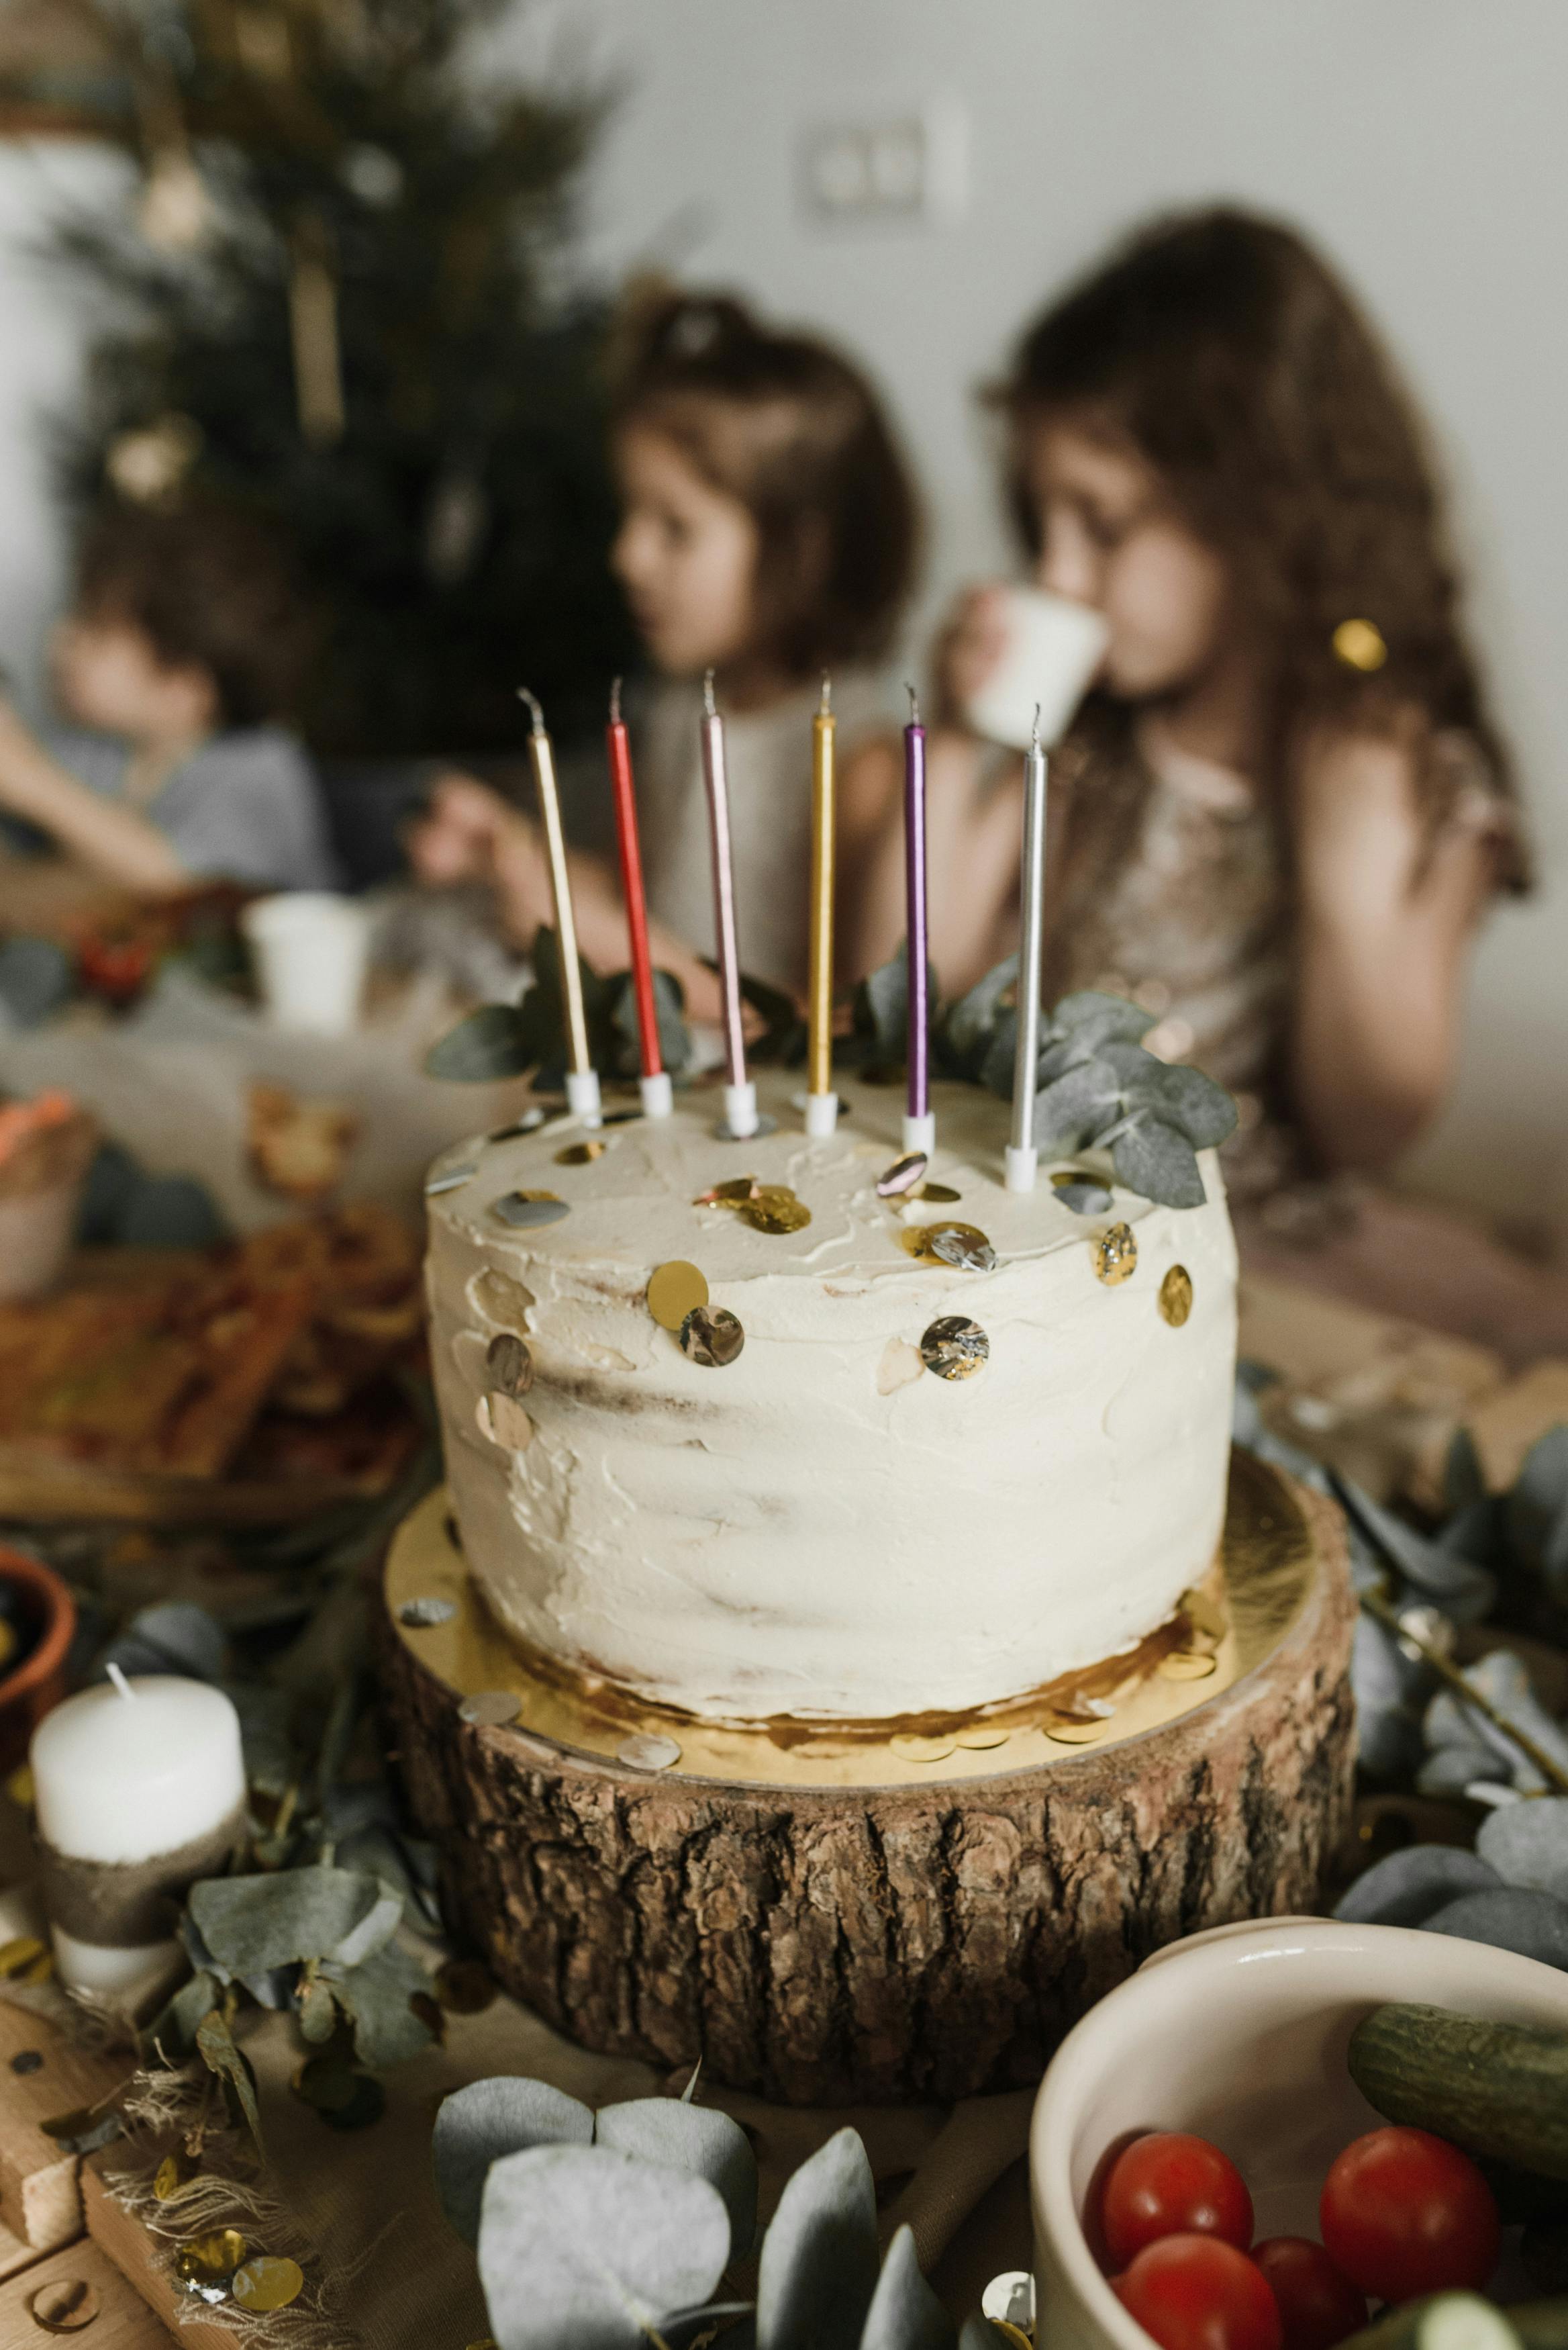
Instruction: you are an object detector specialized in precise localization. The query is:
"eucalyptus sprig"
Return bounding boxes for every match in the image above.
[434,2072,990,2349]
[426,927,693,1087]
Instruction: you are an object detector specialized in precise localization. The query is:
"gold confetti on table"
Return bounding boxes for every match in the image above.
[154,2152,195,2200]
[178,2228,248,2282]
[648,1260,709,1330]
[1093,1222,1138,1285]
[1159,1264,1193,1326]
[233,2257,305,2314]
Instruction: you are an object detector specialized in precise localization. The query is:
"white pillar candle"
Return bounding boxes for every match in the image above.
[30,1674,247,1999]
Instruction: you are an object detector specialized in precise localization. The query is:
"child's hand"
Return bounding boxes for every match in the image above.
[932,585,1011,731]
[405,771,516,886]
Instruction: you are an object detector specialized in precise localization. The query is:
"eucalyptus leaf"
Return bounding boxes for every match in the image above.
[942,955,1016,1074]
[41,2105,124,2154]
[1031,1057,1123,1152]
[190,1867,389,1972]
[426,1002,535,1082]
[1510,1425,1568,1591]
[477,2144,730,2350]
[1100,1045,1237,1149]
[859,2226,954,2350]
[435,2077,595,2245]
[1050,989,1155,1049]
[330,1887,404,1969]
[756,2126,879,2350]
[1330,1473,1496,1624]
[977,1008,1018,1103]
[959,2322,999,2350]
[99,1600,227,1685]
[239,1965,296,2010]
[595,2098,758,2257]
[1110,1115,1206,1210]
[119,1174,227,1250]
[196,2006,263,2151]
[334,1935,435,2068]
[661,2304,756,2350]
[144,1967,220,2063]
[856,950,910,1061]
[1444,1425,1488,1517]
[296,1973,338,2044]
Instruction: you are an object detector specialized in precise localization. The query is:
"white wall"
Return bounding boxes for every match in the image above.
[498,0,1568,1232]
[1,4,1564,1226]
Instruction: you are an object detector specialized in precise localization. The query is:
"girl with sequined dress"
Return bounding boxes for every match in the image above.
[845,207,1529,1217]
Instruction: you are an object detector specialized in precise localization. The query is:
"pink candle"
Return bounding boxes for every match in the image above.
[698,670,758,1139]
[903,686,932,1152]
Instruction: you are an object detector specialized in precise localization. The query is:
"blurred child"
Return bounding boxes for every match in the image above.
[409,290,920,1008]
[0,495,335,896]
[845,208,1527,1194]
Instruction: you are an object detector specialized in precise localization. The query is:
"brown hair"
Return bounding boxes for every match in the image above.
[75,494,315,731]
[997,207,1528,886]
[612,287,920,680]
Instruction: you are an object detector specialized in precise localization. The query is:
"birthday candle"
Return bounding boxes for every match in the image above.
[605,679,671,1119]
[699,670,758,1139]
[31,1668,246,2000]
[519,688,601,1128]
[1006,706,1048,1192]
[903,685,933,1155]
[804,675,838,1138]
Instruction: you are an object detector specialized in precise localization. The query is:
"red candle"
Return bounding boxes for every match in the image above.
[605,679,667,1111]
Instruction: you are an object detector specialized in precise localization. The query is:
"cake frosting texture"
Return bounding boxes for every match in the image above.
[427,1074,1238,1724]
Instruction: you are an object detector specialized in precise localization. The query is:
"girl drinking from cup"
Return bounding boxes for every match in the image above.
[845,207,1528,1202]
[409,290,920,1016]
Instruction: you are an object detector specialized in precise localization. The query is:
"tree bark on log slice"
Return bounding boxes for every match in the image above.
[378,1468,1355,2105]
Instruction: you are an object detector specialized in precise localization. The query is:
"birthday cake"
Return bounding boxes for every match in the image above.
[424,1068,1238,1727]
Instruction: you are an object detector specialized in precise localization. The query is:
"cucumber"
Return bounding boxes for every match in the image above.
[1349,2004,1568,2183]
[1336,2293,1522,2350]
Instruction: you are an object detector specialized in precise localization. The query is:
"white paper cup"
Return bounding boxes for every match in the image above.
[242,892,369,1036]
[964,585,1110,751]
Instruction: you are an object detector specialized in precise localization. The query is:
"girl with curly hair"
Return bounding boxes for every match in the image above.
[846,207,1527,1197]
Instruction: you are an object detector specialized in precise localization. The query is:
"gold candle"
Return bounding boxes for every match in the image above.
[805,675,837,1135]
[518,688,598,1122]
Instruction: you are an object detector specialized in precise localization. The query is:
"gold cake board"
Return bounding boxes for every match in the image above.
[383,1448,1318,1792]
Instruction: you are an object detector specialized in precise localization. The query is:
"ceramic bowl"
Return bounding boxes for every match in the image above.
[1030,1914,1568,2350]
[0,1548,77,1775]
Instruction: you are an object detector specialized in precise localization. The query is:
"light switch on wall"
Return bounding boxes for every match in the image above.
[799,101,967,228]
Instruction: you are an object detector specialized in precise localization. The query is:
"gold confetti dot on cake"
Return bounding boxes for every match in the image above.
[1332,616,1388,673]
[877,1151,928,1197]
[485,1332,534,1395]
[1159,1266,1193,1327]
[954,1724,1010,1751]
[919,1316,989,1380]
[694,1174,758,1207]
[459,1691,521,1728]
[618,1732,682,1771]
[744,1190,811,1234]
[917,1181,961,1204]
[232,2258,305,2314]
[1177,1586,1227,1644]
[928,1223,997,1272]
[899,1225,940,1261]
[424,1163,477,1196]
[1159,1651,1219,1682]
[1042,1715,1110,1746]
[648,1260,709,1330]
[554,1139,608,1166]
[679,1305,745,1367]
[890,1733,957,1764]
[1093,1222,1138,1285]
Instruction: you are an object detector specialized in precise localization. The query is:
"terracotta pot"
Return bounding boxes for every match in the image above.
[0,1549,77,1775]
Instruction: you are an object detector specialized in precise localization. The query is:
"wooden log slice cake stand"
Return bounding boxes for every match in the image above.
[378,1449,1355,2105]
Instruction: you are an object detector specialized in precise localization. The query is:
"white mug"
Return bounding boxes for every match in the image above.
[963,585,1109,751]
[242,892,369,1037]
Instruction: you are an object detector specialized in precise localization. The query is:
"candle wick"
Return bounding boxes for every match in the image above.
[820,673,832,716]
[106,1662,136,1703]
[702,667,718,719]
[516,686,545,738]
[905,682,920,726]
[1032,702,1042,751]
[609,675,622,726]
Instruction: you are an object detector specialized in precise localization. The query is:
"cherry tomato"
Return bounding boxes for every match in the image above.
[1112,2234,1283,2350]
[1320,2127,1500,2301]
[1251,2237,1367,2350]
[1102,2132,1255,2267]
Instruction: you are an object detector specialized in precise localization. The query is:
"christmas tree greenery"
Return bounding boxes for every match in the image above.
[46,0,635,756]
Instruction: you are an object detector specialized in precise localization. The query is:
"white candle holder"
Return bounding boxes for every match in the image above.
[722,1080,760,1141]
[566,1069,602,1127]
[1005,1143,1038,1193]
[902,1111,935,1156]
[803,1091,839,1139]
[638,1072,674,1119]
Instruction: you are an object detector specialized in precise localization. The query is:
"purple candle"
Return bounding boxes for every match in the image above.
[903,686,933,1152]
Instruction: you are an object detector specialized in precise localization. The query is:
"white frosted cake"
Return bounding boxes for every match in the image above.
[425,1072,1238,1726]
